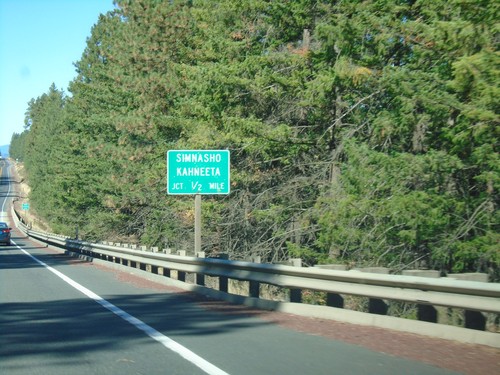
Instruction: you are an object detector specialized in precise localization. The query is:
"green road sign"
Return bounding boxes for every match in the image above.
[167,150,230,195]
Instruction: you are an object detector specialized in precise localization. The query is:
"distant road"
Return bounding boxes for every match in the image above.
[0,159,463,375]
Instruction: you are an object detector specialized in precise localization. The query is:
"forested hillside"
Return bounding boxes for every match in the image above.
[10,0,498,279]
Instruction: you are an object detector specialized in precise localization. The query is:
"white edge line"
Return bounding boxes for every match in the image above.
[14,243,230,375]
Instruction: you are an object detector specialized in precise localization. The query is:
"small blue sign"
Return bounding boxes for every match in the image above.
[22,203,30,210]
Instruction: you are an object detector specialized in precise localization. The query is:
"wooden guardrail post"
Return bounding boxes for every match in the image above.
[249,281,260,298]
[315,265,347,308]
[448,273,488,330]
[358,267,390,315]
[161,249,172,277]
[177,250,186,281]
[290,289,302,303]
[289,259,303,303]
[402,270,440,323]
[149,247,159,274]
[218,254,229,293]
[196,252,206,286]
[249,256,261,298]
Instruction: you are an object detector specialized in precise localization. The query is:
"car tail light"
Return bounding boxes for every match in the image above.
[1,229,10,233]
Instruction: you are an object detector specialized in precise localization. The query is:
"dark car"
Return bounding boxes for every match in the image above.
[0,222,12,246]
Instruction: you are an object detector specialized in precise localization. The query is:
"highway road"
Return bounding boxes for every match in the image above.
[0,158,464,375]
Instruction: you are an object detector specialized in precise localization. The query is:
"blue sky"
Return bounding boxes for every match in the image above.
[0,0,116,146]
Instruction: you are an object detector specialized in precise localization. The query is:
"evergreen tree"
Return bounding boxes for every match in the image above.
[15,0,498,278]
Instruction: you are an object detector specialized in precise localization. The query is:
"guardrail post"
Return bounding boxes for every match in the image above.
[403,270,440,322]
[216,254,229,292]
[368,297,388,315]
[464,310,486,330]
[315,265,347,308]
[326,293,344,308]
[219,277,228,293]
[178,271,186,282]
[159,249,172,278]
[249,281,260,298]
[149,247,159,273]
[448,273,488,330]
[176,250,187,281]
[249,255,261,298]
[162,267,171,278]
[196,252,206,286]
[358,267,389,315]
[290,289,302,303]
[289,259,303,303]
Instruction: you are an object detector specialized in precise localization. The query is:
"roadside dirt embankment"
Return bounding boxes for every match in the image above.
[9,160,52,232]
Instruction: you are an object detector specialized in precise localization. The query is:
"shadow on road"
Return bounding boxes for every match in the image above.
[0,291,271,360]
[0,246,91,270]
[0,245,272,362]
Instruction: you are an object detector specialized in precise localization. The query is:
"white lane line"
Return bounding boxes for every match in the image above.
[14,243,230,375]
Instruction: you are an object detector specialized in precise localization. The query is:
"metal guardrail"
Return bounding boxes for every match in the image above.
[13,209,500,347]
[20,226,500,307]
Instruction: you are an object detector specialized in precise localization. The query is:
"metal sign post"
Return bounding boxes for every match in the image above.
[167,150,230,254]
[194,194,202,254]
